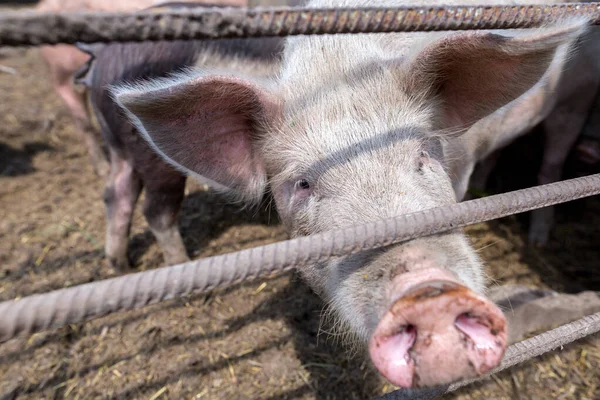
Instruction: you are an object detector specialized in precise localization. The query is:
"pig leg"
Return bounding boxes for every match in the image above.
[42,45,109,177]
[104,150,142,270]
[141,171,189,266]
[529,108,585,247]
[54,84,109,177]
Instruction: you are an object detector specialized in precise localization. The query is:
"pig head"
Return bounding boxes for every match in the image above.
[110,0,589,389]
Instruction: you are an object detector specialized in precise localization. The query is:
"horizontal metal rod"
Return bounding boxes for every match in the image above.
[0,3,599,46]
[1,173,599,343]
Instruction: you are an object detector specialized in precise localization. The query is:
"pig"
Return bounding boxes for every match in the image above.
[465,0,600,247]
[110,0,589,389]
[75,2,288,269]
[36,0,247,177]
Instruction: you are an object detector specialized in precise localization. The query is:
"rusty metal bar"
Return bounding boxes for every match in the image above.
[0,3,600,46]
[1,173,600,343]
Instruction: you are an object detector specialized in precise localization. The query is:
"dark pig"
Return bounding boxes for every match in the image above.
[36,0,220,176]
[466,14,600,247]
[76,2,285,269]
[36,0,234,177]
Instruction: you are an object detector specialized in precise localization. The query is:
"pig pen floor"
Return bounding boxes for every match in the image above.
[1,45,600,400]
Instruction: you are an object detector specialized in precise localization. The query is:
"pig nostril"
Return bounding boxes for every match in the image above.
[370,323,418,388]
[390,324,417,355]
[455,312,499,351]
[458,312,473,320]
[455,312,479,330]
[380,324,417,371]
[394,324,416,337]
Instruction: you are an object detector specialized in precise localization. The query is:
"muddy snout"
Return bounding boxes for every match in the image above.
[368,280,507,388]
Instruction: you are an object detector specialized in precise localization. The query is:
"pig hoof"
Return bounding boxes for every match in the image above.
[369,281,507,388]
[107,256,132,272]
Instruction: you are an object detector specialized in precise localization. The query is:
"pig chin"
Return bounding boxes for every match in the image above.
[368,267,507,389]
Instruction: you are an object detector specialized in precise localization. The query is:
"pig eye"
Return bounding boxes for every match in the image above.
[295,179,311,190]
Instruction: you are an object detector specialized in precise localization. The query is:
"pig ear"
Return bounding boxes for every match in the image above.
[408,18,588,132]
[112,73,281,203]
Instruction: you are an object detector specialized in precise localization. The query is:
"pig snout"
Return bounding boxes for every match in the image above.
[369,277,507,388]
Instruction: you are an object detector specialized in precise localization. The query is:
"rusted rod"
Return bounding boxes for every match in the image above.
[1,3,600,46]
[1,173,599,343]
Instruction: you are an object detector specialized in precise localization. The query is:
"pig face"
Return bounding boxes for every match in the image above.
[112,17,587,388]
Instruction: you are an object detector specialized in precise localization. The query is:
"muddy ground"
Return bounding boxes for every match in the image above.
[1,15,600,400]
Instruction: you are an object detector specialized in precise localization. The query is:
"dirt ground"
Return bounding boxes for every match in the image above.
[1,12,600,400]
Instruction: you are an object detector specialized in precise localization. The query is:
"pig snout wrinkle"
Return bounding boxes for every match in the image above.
[369,280,507,388]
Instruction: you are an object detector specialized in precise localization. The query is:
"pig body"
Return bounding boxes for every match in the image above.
[77,3,285,269]
[111,0,589,388]
[463,1,600,246]
[36,0,247,177]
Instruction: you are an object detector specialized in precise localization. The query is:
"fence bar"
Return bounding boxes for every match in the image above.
[1,3,600,46]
